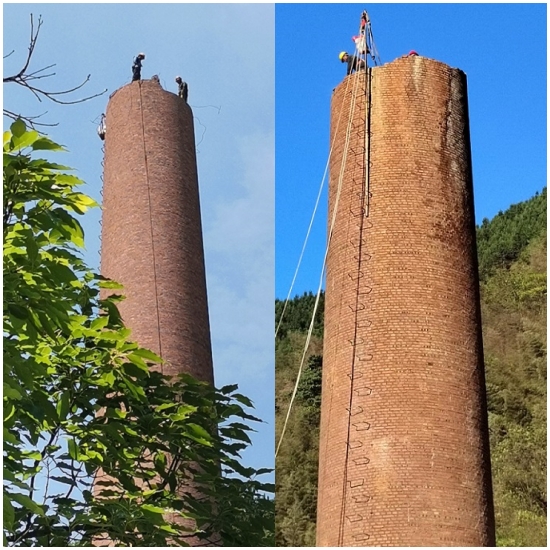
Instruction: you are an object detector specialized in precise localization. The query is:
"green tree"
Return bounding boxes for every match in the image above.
[3,120,274,546]
[476,187,546,281]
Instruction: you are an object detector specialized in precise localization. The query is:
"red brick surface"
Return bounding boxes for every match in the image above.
[317,57,495,546]
[101,79,214,384]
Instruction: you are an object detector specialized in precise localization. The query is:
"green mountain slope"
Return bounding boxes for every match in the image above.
[275,189,547,547]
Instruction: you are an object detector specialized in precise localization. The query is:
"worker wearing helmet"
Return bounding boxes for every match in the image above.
[175,76,188,102]
[132,53,145,82]
[339,51,366,76]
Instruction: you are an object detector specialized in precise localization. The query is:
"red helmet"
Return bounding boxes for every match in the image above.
[408,50,419,56]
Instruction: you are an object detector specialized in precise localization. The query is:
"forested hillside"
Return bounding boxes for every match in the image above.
[275,188,547,546]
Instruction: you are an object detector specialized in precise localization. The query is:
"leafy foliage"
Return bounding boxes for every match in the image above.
[276,353,323,546]
[275,298,323,547]
[295,355,323,418]
[275,291,324,340]
[476,187,546,281]
[275,190,546,547]
[3,120,274,547]
[480,210,547,546]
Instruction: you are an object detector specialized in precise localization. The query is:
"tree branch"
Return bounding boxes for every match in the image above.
[3,13,107,120]
[4,108,58,129]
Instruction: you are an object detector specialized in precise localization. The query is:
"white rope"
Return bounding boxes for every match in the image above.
[275,74,352,340]
[276,70,364,458]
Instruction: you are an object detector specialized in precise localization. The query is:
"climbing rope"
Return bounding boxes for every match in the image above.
[276,65,366,459]
[275,77,351,340]
[138,82,164,369]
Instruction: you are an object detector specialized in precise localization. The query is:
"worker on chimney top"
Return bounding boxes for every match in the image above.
[175,76,188,102]
[132,53,145,82]
[408,50,419,56]
[339,51,366,75]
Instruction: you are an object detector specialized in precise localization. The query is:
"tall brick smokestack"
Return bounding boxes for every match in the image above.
[101,79,214,384]
[316,57,495,546]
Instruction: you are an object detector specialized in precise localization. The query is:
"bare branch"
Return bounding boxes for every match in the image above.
[23,13,42,76]
[25,63,57,79]
[3,49,15,59]
[3,13,107,119]
[3,108,59,129]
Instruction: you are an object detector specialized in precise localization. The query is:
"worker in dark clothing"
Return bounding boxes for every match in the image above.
[175,76,188,102]
[97,113,106,141]
[339,51,366,75]
[132,53,145,81]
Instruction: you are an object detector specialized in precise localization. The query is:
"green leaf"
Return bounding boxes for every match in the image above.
[10,492,45,516]
[127,352,148,370]
[47,262,77,284]
[3,494,15,530]
[100,330,126,341]
[102,370,116,386]
[12,129,40,151]
[10,118,26,138]
[156,402,177,412]
[154,452,167,473]
[32,137,65,151]
[50,476,77,485]
[53,174,84,185]
[254,468,273,476]
[3,428,18,444]
[233,393,254,408]
[98,279,124,290]
[70,192,99,213]
[7,303,28,319]
[220,384,239,395]
[122,376,146,398]
[187,423,212,441]
[67,438,78,460]
[4,405,16,423]
[132,347,163,363]
[57,392,71,421]
[141,504,168,514]
[170,404,197,422]
[90,315,109,331]
[22,450,42,461]
[114,408,127,418]
[3,383,22,400]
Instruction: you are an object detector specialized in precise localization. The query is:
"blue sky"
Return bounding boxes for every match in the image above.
[275,3,547,299]
[3,4,274,476]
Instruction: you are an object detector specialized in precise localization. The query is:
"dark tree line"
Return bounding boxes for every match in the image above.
[275,291,325,340]
[476,187,546,281]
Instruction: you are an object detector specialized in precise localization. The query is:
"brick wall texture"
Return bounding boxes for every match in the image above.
[101,79,214,385]
[316,57,495,546]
